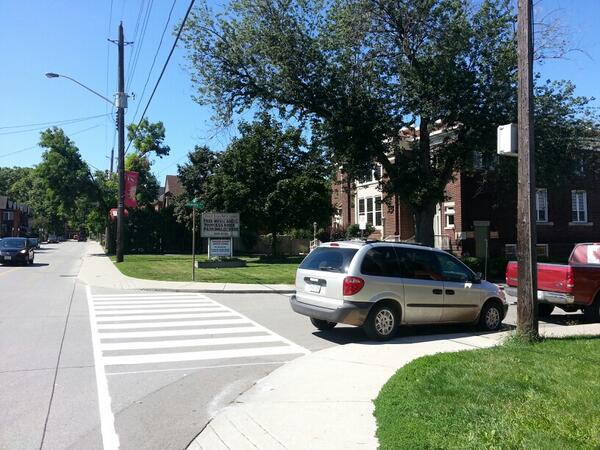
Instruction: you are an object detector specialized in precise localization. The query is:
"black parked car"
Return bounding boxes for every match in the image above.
[0,237,35,265]
[28,238,40,249]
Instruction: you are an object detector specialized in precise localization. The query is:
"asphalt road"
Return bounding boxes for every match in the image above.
[0,242,341,450]
[1,242,586,450]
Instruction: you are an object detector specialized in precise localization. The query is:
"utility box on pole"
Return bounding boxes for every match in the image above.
[497,124,518,156]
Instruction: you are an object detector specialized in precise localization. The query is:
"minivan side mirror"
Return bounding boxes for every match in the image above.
[472,272,482,284]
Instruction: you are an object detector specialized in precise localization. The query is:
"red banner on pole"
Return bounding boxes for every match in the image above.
[124,171,139,208]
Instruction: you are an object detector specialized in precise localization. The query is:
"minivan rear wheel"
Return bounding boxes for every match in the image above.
[310,318,337,331]
[365,303,399,341]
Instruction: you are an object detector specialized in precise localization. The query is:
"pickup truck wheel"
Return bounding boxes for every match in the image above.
[364,303,399,341]
[479,302,503,331]
[538,304,554,318]
[583,299,600,323]
[310,318,337,331]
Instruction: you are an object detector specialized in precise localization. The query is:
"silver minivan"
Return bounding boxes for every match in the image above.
[290,241,508,340]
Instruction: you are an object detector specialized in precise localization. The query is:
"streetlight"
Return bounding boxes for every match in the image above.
[46,34,128,263]
[44,73,115,105]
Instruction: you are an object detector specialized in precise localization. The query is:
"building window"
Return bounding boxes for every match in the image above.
[2,211,14,221]
[357,195,382,227]
[571,190,587,223]
[444,203,455,229]
[357,164,383,184]
[536,189,548,223]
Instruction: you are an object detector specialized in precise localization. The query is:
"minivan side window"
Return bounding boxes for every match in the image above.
[360,247,402,277]
[299,247,358,273]
[435,252,474,283]
[395,248,442,281]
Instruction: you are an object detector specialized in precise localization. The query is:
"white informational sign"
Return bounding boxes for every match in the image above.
[209,238,232,258]
[358,215,367,230]
[201,213,240,238]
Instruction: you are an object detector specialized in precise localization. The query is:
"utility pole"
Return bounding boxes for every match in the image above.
[116,22,126,263]
[516,0,538,338]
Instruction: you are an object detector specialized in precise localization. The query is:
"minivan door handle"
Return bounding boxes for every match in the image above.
[432,289,443,295]
[445,290,455,295]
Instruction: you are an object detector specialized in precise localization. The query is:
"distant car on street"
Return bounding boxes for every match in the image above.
[290,240,507,340]
[0,237,35,265]
[47,234,59,243]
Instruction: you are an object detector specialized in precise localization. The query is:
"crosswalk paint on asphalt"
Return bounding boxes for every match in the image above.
[87,291,309,372]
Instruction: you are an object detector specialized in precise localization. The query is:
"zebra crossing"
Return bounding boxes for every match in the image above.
[86,290,309,373]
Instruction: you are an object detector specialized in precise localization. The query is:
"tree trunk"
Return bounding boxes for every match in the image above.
[414,202,436,247]
[271,232,278,257]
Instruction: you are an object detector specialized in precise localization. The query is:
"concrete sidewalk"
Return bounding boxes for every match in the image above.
[188,323,600,450]
[77,241,295,293]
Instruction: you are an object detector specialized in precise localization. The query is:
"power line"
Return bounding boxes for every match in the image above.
[126,0,147,81]
[0,113,111,131]
[125,0,196,155]
[0,124,103,159]
[130,0,178,125]
[105,0,115,161]
[127,0,155,91]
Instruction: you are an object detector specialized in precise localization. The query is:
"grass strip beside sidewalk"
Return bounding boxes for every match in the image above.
[111,254,299,284]
[374,337,600,449]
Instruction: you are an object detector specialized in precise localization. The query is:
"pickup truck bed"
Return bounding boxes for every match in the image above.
[505,243,600,321]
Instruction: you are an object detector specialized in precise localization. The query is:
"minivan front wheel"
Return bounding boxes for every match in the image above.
[479,302,503,331]
[365,304,399,341]
[310,317,337,331]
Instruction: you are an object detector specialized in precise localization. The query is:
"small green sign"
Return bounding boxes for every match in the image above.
[186,200,204,209]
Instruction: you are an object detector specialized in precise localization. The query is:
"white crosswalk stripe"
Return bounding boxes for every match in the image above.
[87,292,309,370]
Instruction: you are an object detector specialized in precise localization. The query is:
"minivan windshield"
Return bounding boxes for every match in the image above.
[0,238,26,249]
[299,247,358,273]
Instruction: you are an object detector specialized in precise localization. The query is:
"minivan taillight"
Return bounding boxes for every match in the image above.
[343,276,365,296]
[566,266,575,290]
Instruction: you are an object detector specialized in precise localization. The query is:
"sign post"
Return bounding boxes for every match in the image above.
[186,199,204,281]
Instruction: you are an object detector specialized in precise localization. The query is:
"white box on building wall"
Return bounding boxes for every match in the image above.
[497,124,518,156]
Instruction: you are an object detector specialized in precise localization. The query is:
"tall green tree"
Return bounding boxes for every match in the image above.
[35,127,96,233]
[181,0,521,245]
[202,113,332,254]
[174,145,220,227]
[126,118,171,207]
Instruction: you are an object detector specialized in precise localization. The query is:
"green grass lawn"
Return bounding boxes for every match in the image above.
[111,254,300,284]
[374,337,600,449]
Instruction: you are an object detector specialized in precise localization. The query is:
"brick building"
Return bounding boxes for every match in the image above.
[331,134,600,259]
[0,196,33,238]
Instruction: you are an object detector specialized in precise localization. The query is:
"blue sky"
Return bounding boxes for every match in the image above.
[0,0,598,185]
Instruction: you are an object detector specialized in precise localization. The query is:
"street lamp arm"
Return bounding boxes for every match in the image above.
[45,73,114,106]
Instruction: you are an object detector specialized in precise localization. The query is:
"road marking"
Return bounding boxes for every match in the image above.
[102,345,305,366]
[93,300,215,306]
[106,361,285,376]
[85,285,120,450]
[97,318,250,330]
[96,312,236,322]
[89,292,309,370]
[95,307,226,314]
[98,326,262,340]
[93,293,209,299]
[101,335,282,351]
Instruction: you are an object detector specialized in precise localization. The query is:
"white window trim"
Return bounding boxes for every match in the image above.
[571,190,588,224]
[356,195,383,229]
[536,188,548,223]
[444,202,455,230]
